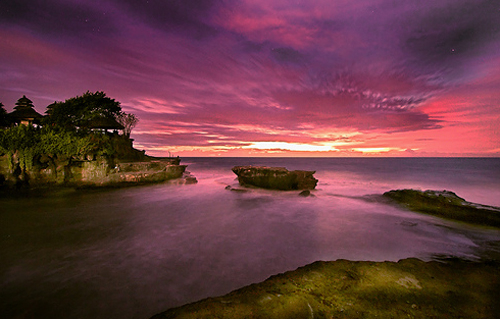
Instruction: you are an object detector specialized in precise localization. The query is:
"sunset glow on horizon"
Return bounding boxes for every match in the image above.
[1,0,499,157]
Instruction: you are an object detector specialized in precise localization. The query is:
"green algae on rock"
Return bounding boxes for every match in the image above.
[383,189,500,228]
[0,156,194,193]
[151,258,500,319]
[79,161,188,187]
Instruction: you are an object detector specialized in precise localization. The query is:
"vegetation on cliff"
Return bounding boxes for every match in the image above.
[44,91,122,131]
[0,92,148,189]
[0,102,8,127]
[1,125,114,168]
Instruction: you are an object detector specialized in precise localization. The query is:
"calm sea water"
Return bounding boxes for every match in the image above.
[1,157,499,319]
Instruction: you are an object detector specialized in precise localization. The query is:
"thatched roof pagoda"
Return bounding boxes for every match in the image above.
[9,95,43,126]
[15,95,35,109]
[86,116,124,133]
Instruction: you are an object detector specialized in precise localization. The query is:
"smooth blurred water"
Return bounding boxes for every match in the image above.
[1,157,499,319]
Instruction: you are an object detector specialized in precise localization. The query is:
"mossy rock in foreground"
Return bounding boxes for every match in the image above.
[383,189,500,228]
[152,258,500,319]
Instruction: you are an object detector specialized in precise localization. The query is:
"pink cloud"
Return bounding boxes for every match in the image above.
[1,0,499,157]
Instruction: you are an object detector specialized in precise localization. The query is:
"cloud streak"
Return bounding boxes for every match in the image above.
[0,0,499,156]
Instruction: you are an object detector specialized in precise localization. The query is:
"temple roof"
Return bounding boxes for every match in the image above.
[9,95,42,123]
[9,107,43,120]
[14,95,35,110]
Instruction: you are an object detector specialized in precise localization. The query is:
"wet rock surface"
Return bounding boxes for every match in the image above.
[0,158,193,192]
[383,189,500,228]
[298,190,314,197]
[168,171,198,185]
[232,166,318,190]
[151,258,500,319]
[102,163,187,186]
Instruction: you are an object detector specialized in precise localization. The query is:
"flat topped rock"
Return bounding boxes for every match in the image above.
[232,166,318,190]
[383,189,500,228]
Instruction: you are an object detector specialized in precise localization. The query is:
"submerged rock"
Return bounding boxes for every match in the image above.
[298,190,312,197]
[225,185,249,193]
[232,166,318,190]
[169,171,198,185]
[151,258,500,319]
[183,176,198,184]
[383,189,500,228]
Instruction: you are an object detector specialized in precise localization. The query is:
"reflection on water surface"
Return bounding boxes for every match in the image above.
[1,158,499,319]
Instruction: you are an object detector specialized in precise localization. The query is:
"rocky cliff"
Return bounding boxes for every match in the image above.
[383,189,500,228]
[80,160,189,187]
[0,155,192,191]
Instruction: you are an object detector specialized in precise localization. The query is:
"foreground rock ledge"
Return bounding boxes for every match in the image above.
[383,189,500,228]
[232,166,318,190]
[151,258,499,319]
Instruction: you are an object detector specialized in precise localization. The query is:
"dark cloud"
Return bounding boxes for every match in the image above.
[403,0,500,68]
[0,0,117,37]
[116,0,224,37]
[271,47,305,64]
[0,0,227,39]
[239,40,266,53]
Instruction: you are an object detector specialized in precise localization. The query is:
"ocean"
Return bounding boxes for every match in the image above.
[1,157,499,319]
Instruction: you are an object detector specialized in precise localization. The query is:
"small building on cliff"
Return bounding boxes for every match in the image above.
[86,117,125,134]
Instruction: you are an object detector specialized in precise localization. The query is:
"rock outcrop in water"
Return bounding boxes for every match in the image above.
[151,258,500,319]
[232,166,318,190]
[383,189,500,228]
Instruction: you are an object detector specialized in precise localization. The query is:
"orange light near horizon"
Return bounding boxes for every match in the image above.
[352,147,399,153]
[243,141,335,152]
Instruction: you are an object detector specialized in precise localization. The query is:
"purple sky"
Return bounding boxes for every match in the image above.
[1,0,499,156]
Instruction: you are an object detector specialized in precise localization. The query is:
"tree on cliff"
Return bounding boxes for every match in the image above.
[0,102,9,127]
[44,91,122,131]
[116,112,138,137]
